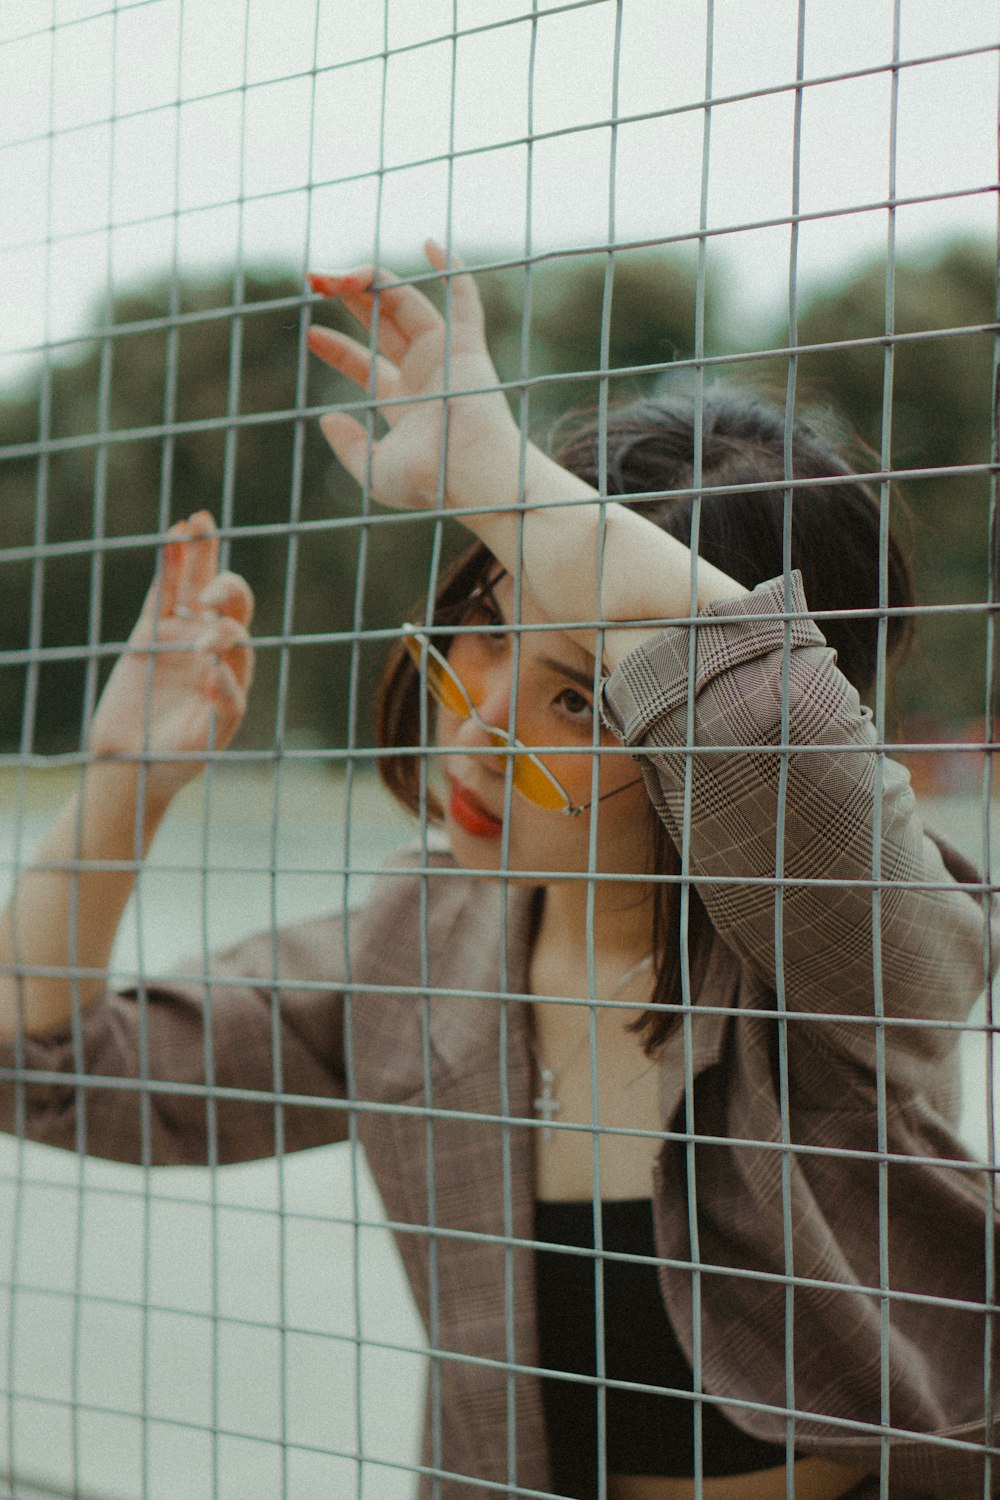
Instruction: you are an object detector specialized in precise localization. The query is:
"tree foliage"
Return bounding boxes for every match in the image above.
[0,240,993,755]
[790,240,996,723]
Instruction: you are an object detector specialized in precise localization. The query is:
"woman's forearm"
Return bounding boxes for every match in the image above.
[0,514,254,1044]
[0,763,169,1040]
[470,442,748,669]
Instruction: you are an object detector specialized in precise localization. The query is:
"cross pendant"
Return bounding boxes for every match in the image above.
[533,1067,560,1139]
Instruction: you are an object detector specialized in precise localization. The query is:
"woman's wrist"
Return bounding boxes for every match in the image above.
[453,437,601,575]
[79,758,173,854]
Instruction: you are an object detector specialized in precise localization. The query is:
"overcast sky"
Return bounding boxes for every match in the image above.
[0,0,996,392]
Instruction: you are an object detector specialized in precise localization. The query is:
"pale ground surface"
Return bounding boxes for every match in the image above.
[0,771,994,1500]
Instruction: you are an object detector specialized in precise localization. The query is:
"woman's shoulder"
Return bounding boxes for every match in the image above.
[284,833,530,998]
[176,833,512,999]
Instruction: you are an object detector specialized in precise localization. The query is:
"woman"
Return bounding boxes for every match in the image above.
[0,243,994,1500]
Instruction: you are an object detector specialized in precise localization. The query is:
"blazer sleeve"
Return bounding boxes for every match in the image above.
[0,910,353,1167]
[601,571,996,1085]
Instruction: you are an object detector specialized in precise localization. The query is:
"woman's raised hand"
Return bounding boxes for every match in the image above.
[306,239,739,657]
[88,511,254,806]
[0,513,253,1036]
[307,239,521,517]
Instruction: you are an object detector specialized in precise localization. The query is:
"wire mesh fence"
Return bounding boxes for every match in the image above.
[0,1,998,1498]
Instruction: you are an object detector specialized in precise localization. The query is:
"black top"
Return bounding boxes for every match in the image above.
[534,1197,789,1498]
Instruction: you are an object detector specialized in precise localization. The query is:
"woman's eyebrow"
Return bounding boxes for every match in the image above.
[538,656,601,693]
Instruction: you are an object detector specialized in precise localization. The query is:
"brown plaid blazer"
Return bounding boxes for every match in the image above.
[4,577,997,1498]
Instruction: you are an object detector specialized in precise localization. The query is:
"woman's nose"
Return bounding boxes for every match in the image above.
[456,668,514,744]
[454,652,508,722]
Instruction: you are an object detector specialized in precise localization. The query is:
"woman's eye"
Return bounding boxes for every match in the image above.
[555,687,593,721]
[479,612,508,650]
[464,600,504,634]
[457,605,508,656]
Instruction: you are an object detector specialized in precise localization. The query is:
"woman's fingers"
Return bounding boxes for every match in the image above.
[204,657,248,717]
[194,614,254,692]
[308,246,486,386]
[318,411,371,488]
[155,519,191,619]
[424,238,485,332]
[160,515,256,622]
[308,244,494,513]
[309,267,441,340]
[306,325,402,408]
[336,292,409,365]
[308,267,442,365]
[177,510,219,608]
[141,521,253,680]
[197,570,255,627]
[136,517,200,634]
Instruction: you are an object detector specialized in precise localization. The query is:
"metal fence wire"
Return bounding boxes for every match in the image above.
[0,1,998,1498]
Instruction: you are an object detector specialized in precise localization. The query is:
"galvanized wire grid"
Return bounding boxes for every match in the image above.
[0,2,997,1499]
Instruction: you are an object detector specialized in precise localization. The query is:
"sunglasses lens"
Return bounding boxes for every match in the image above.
[511,758,571,812]
[425,657,470,720]
[404,634,470,719]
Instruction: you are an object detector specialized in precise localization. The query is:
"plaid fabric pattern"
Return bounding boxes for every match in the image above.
[2,576,996,1497]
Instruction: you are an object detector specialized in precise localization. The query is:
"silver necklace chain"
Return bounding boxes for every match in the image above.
[529,954,654,1137]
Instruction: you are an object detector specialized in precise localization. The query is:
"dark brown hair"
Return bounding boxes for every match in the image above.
[376,389,915,1053]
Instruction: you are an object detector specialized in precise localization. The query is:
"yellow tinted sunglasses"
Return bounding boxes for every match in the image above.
[402,625,642,818]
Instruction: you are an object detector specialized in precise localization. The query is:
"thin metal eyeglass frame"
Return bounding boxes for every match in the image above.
[402,624,643,817]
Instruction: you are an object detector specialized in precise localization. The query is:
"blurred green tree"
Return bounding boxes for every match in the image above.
[782,240,997,725]
[477,247,714,440]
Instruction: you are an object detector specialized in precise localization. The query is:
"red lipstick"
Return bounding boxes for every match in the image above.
[448,781,504,838]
